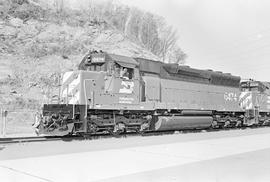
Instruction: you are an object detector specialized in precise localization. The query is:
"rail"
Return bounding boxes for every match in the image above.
[0,136,65,144]
[1,126,268,145]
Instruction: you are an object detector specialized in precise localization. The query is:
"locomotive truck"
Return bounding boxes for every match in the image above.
[34,50,270,135]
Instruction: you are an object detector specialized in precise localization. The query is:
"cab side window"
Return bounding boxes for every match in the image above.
[120,67,133,80]
[110,62,134,80]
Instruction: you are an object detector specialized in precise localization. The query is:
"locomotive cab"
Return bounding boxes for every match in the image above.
[60,51,141,107]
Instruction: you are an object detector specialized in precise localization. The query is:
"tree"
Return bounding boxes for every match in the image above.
[168,46,187,64]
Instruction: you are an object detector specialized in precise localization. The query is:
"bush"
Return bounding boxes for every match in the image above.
[0,0,45,21]
[12,3,45,20]
[5,97,40,110]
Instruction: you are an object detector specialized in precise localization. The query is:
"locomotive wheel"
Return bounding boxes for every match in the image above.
[262,119,270,126]
[235,120,242,128]
[88,122,98,134]
[136,126,145,134]
[108,123,125,136]
[137,129,145,134]
[139,122,150,133]
[211,120,218,128]
[108,129,122,136]
[224,120,231,128]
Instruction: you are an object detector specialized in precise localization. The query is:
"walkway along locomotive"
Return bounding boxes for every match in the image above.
[34,51,270,135]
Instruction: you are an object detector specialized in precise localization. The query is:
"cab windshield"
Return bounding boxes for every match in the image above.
[86,63,105,71]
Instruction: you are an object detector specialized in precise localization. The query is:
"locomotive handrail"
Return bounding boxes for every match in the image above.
[83,79,95,117]
[84,79,88,119]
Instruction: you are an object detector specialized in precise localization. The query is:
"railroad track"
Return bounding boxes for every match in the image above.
[0,133,128,145]
[0,136,66,144]
[0,126,268,145]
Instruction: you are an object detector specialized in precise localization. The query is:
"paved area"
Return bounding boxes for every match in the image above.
[99,148,270,182]
[1,128,270,182]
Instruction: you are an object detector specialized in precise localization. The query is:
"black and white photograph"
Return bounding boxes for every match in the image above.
[1,0,270,181]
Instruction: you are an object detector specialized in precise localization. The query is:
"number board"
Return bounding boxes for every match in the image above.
[91,56,105,63]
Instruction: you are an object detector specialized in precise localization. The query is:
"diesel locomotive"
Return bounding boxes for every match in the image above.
[34,50,270,135]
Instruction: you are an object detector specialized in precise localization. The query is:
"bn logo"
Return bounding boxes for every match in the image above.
[119,81,134,94]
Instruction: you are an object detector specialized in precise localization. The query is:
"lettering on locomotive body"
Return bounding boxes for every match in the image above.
[119,97,134,104]
[224,92,238,102]
[119,81,134,94]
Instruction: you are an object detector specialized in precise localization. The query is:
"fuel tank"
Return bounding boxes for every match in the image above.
[154,116,213,131]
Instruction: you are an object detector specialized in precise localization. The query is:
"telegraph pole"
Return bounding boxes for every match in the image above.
[1,109,7,137]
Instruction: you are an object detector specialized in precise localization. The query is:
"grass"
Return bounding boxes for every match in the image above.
[1,110,35,135]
